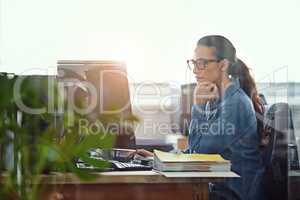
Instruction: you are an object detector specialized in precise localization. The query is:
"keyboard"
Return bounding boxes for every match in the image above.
[76,160,152,172]
[109,160,152,171]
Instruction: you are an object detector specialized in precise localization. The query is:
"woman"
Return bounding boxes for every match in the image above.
[137,35,265,200]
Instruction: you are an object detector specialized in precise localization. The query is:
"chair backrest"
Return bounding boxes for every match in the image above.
[261,103,299,200]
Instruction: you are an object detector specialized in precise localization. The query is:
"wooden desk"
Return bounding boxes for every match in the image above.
[42,171,239,200]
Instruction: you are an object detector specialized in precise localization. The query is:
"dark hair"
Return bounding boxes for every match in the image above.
[197,35,265,141]
[197,35,237,62]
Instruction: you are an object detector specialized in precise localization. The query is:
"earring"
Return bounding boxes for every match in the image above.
[228,74,232,79]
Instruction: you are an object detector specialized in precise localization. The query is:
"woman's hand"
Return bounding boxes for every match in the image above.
[194,81,219,104]
[134,149,154,157]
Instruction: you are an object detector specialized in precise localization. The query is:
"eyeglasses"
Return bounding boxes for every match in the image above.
[186,58,220,71]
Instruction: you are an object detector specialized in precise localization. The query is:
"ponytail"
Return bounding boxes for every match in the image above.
[234,59,264,114]
[230,59,266,146]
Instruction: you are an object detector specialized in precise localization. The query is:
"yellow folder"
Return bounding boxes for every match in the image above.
[154,150,229,163]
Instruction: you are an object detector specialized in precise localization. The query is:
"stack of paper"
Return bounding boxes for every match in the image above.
[153,150,231,172]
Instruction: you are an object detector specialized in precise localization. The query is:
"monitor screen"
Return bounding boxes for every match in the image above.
[57,60,135,148]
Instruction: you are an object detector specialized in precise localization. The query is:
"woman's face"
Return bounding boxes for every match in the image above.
[193,45,222,83]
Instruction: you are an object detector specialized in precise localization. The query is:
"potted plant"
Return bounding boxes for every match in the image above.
[0,73,131,200]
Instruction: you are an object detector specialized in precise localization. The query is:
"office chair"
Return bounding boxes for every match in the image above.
[261,103,299,200]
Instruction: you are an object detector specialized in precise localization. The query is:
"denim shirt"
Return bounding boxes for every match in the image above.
[187,79,265,200]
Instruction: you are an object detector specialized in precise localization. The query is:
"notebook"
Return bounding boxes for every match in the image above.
[153,150,231,172]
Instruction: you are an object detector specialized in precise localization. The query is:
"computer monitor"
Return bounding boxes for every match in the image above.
[57,60,136,148]
[85,62,131,118]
